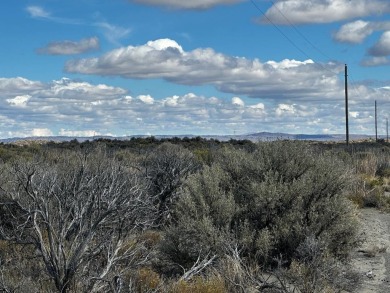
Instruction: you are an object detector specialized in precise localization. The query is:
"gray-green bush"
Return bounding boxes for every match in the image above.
[160,141,359,274]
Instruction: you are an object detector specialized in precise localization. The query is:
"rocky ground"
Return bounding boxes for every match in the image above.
[350,208,390,292]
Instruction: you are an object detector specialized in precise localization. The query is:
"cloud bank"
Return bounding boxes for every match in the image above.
[65,38,344,100]
[0,76,387,138]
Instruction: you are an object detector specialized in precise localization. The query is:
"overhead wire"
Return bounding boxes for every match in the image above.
[250,0,370,106]
[269,0,333,61]
[348,73,365,100]
[249,0,342,76]
[249,0,375,134]
[249,0,313,61]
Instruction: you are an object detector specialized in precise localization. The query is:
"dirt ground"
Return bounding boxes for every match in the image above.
[350,208,390,292]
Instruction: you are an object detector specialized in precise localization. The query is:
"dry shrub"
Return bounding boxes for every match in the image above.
[170,275,226,293]
[283,236,360,293]
[138,230,162,249]
[143,142,201,226]
[0,240,55,292]
[133,267,162,292]
[216,251,275,293]
[347,173,390,210]
[347,190,365,208]
[353,152,378,177]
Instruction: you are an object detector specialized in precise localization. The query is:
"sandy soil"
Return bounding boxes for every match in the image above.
[350,208,390,292]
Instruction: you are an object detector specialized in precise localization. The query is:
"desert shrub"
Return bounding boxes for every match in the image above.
[346,160,390,209]
[282,236,360,293]
[138,230,162,250]
[365,176,384,188]
[363,189,390,210]
[132,267,162,292]
[143,142,201,226]
[0,240,55,292]
[352,151,378,177]
[192,148,213,165]
[0,147,157,292]
[347,176,390,211]
[170,275,226,293]
[347,188,365,208]
[160,141,359,274]
[349,147,390,179]
[376,159,390,178]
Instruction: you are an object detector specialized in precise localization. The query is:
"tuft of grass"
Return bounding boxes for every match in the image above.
[169,275,226,293]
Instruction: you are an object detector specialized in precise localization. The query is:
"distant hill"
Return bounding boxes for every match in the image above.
[245,132,373,142]
[0,132,377,144]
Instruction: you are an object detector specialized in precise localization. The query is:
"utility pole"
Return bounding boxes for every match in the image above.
[375,100,378,142]
[345,64,349,146]
[387,118,389,143]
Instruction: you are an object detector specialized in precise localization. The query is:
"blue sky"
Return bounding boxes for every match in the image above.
[1,0,390,138]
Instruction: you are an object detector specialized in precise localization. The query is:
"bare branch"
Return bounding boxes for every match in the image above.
[0,147,157,292]
[179,253,216,282]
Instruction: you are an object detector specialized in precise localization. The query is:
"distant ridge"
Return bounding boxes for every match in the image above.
[0,132,376,144]
[245,132,372,142]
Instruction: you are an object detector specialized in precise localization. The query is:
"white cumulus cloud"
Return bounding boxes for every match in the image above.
[334,20,390,44]
[59,129,100,137]
[361,56,390,66]
[249,103,265,110]
[6,95,31,107]
[333,20,373,44]
[147,38,184,52]
[368,31,390,56]
[65,38,343,100]
[0,77,43,92]
[232,97,245,107]
[31,128,53,137]
[261,0,390,25]
[138,95,154,104]
[276,104,295,117]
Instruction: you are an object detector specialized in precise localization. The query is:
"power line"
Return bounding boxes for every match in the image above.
[269,0,333,61]
[348,73,364,99]
[249,0,341,76]
[249,0,312,61]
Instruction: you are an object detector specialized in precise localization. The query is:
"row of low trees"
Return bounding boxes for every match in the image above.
[0,139,373,292]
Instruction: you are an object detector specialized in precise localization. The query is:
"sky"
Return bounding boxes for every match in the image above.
[1,0,390,138]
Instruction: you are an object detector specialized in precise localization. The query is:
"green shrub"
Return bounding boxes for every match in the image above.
[160,141,359,273]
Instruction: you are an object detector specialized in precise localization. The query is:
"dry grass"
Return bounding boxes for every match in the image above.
[169,275,226,293]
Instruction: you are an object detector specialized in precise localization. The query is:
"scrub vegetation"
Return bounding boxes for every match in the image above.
[0,137,388,292]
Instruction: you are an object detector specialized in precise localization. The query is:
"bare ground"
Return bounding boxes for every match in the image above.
[350,208,390,292]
